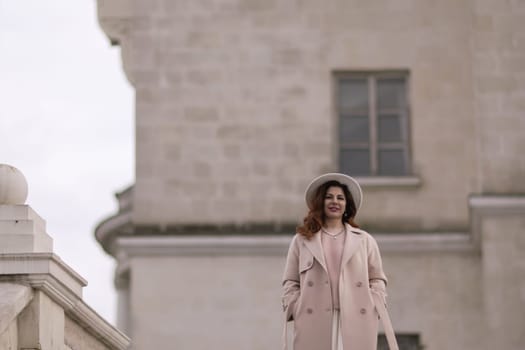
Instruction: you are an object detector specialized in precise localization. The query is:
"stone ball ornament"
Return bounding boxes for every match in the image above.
[0,164,28,205]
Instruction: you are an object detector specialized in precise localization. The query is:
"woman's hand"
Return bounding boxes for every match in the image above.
[369,278,387,306]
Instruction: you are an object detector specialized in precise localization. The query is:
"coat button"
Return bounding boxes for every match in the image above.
[307,281,314,287]
[306,308,313,314]
[356,281,362,287]
[360,308,366,315]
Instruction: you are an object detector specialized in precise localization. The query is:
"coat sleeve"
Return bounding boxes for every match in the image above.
[367,234,388,304]
[282,234,300,322]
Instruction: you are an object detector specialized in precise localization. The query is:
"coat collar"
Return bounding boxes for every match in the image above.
[341,223,364,268]
[302,223,363,273]
[303,229,327,272]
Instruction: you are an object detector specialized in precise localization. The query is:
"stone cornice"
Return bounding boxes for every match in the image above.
[102,196,525,261]
[95,209,133,255]
[96,0,133,46]
[469,195,525,211]
[67,299,130,350]
[95,210,297,256]
[113,231,475,262]
[116,235,292,257]
[0,253,86,297]
[469,195,525,249]
[374,232,474,253]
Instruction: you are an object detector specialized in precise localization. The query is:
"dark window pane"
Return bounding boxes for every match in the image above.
[377,78,405,110]
[340,149,370,176]
[341,116,369,143]
[378,334,423,350]
[378,114,402,142]
[339,78,368,111]
[378,149,406,175]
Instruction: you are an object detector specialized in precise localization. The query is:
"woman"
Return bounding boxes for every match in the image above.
[282,173,389,350]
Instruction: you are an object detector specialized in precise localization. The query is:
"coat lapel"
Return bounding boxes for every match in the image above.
[341,223,364,267]
[303,231,328,272]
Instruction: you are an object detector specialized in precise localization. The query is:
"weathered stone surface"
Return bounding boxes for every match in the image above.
[0,283,33,337]
[98,0,491,231]
[472,0,525,194]
[95,0,525,349]
[65,316,111,350]
[0,320,17,350]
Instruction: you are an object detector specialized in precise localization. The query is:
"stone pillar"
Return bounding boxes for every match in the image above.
[471,196,525,350]
[471,1,525,349]
[0,165,53,254]
[0,164,130,350]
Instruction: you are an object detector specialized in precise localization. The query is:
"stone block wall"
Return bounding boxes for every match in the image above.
[129,255,283,350]
[472,0,525,194]
[98,0,484,231]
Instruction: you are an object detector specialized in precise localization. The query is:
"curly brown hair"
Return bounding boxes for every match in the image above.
[297,180,359,239]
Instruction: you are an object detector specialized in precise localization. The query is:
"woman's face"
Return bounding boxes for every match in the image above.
[323,186,346,221]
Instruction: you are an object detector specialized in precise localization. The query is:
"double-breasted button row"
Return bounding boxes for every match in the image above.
[305,308,366,315]
[356,281,363,287]
[307,281,314,287]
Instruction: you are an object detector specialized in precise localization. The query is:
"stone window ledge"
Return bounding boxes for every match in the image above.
[354,176,421,187]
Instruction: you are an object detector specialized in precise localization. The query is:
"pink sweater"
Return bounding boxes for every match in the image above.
[321,231,346,309]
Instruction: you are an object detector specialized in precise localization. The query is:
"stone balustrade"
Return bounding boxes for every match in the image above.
[0,164,130,350]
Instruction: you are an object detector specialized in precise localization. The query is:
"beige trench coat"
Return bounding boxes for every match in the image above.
[282,224,387,350]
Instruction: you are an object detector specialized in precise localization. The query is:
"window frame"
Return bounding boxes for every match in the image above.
[378,333,423,350]
[334,70,412,177]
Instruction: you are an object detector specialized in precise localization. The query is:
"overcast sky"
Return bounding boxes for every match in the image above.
[0,0,133,325]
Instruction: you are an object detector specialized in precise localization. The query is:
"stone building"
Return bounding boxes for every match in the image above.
[94,0,525,349]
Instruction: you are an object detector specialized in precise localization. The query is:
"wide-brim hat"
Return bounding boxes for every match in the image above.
[304,173,363,211]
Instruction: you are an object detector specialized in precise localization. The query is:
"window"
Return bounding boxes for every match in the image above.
[335,72,411,176]
[378,333,423,350]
